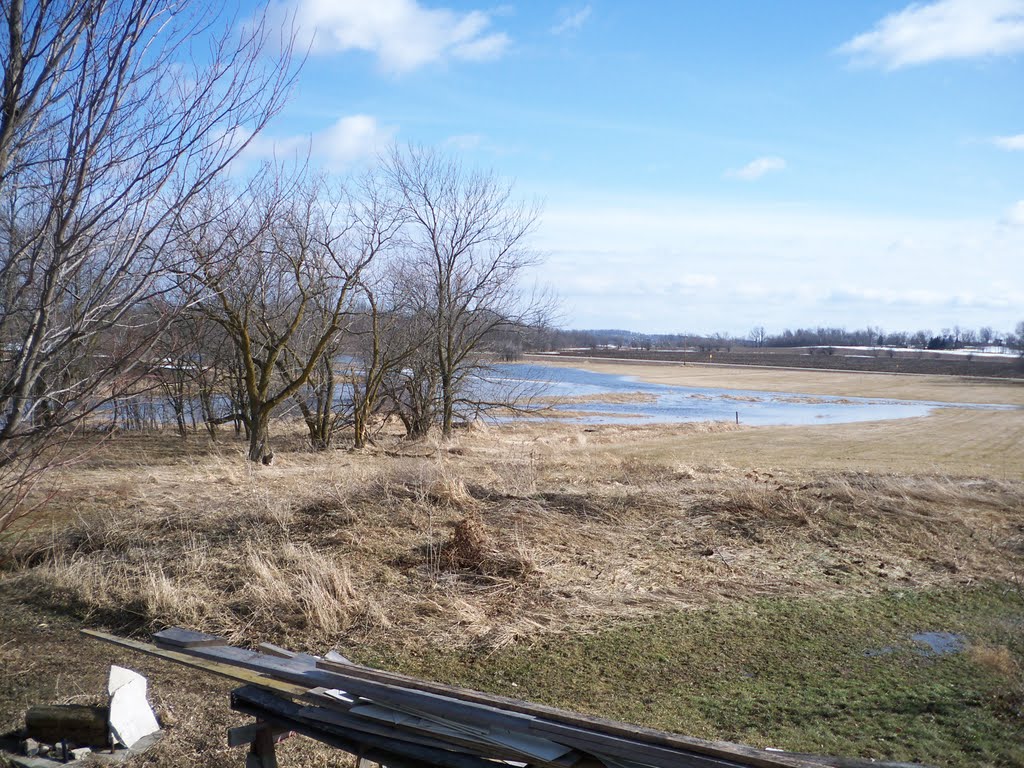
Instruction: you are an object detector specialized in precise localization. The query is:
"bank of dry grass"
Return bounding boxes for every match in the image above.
[4,422,1022,652]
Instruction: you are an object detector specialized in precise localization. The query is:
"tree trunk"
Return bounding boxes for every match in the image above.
[353,406,367,449]
[440,371,454,438]
[247,413,270,463]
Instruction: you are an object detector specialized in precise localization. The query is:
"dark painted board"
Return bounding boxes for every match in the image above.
[153,627,227,649]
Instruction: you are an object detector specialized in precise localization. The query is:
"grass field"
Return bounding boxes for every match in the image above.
[0,365,1022,768]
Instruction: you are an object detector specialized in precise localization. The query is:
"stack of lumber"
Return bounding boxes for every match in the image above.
[83,628,920,768]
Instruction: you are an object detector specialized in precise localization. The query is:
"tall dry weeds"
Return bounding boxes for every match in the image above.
[3,423,1022,650]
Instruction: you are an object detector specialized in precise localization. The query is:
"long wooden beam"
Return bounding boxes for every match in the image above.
[81,629,311,699]
[150,637,792,768]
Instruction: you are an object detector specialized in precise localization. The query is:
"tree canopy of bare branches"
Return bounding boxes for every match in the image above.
[383,145,552,437]
[0,0,296,531]
[173,167,402,462]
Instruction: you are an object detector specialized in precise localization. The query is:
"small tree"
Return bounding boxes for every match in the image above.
[347,275,429,448]
[382,145,552,437]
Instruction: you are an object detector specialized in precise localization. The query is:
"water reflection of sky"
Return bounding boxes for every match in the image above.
[492,363,1013,426]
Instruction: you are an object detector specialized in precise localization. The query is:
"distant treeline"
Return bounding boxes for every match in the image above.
[529,323,1024,354]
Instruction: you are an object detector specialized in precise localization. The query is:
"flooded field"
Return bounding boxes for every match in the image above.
[494,363,1012,426]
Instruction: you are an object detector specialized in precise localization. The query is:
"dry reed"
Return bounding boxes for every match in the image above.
[2,422,1022,650]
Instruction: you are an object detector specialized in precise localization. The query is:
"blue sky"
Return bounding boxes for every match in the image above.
[242,0,1024,336]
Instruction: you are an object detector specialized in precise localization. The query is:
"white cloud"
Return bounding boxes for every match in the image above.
[319,115,396,166]
[725,156,786,181]
[241,114,396,170]
[292,0,510,74]
[992,133,1024,150]
[552,5,592,35]
[533,193,1024,333]
[838,0,1024,70]
[1003,200,1024,226]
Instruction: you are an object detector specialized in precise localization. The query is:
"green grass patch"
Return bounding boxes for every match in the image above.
[360,586,1024,768]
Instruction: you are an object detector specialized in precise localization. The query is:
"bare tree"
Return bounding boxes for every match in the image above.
[348,273,432,447]
[749,326,767,348]
[175,167,400,462]
[382,145,551,437]
[0,0,296,533]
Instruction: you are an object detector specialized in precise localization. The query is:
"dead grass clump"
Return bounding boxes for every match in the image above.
[969,643,1020,680]
[441,515,490,569]
[237,542,359,640]
[538,492,628,523]
[970,642,1024,720]
[427,474,477,509]
[617,456,682,485]
[692,483,816,542]
[438,515,535,579]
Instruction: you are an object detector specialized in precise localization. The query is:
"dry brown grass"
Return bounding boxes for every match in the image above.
[969,643,1020,679]
[1,420,1021,653]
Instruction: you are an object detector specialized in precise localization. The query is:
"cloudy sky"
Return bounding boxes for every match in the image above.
[243,0,1023,335]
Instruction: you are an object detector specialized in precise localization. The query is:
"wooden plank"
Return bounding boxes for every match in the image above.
[158,641,539,735]
[258,643,322,666]
[294,705,486,755]
[526,720,743,768]
[314,659,810,768]
[81,630,311,699]
[148,637,806,768]
[227,723,291,748]
[83,629,838,768]
[297,701,578,766]
[85,635,543,766]
[231,686,502,768]
[257,643,297,659]
[153,627,227,649]
[246,725,279,768]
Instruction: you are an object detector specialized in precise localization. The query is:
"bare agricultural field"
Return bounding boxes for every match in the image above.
[530,355,1024,406]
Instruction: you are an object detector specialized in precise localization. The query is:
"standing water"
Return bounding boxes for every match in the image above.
[481,362,1010,426]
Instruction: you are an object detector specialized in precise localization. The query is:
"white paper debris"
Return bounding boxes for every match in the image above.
[319,688,356,704]
[107,666,160,749]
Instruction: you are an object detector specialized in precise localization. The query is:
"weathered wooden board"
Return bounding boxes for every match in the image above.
[82,630,311,699]
[147,643,765,768]
[232,686,500,768]
[313,658,803,768]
